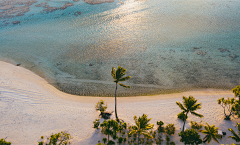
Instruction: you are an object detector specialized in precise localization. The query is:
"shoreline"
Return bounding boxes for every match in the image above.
[0,60,234,97]
[0,60,239,144]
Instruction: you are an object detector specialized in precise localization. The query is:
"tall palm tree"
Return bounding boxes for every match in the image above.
[199,123,221,144]
[176,96,203,132]
[128,114,154,145]
[228,123,240,142]
[111,66,131,122]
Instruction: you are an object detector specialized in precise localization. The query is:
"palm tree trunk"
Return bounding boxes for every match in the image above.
[115,82,119,122]
[137,133,140,145]
[182,112,188,132]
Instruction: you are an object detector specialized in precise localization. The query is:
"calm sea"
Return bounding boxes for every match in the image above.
[0,0,240,96]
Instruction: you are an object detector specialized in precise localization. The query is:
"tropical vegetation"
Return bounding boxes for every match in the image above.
[165,124,175,135]
[176,96,203,132]
[0,138,11,145]
[199,123,221,144]
[179,129,202,145]
[128,114,154,145]
[228,122,240,142]
[190,121,203,130]
[38,131,71,145]
[111,66,131,122]
[218,97,238,120]
[95,100,107,113]
[232,85,240,101]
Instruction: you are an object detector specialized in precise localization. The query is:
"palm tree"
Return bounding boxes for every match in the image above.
[128,114,154,145]
[228,123,240,142]
[176,96,203,132]
[111,66,131,122]
[199,123,221,144]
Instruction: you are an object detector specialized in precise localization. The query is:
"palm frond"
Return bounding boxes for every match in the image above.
[111,67,116,79]
[212,135,220,143]
[142,132,153,139]
[119,83,130,88]
[176,101,187,111]
[191,103,202,110]
[228,128,240,142]
[129,130,137,136]
[190,111,204,118]
[118,76,131,82]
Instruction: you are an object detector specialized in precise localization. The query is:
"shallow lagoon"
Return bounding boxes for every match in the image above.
[0,0,240,96]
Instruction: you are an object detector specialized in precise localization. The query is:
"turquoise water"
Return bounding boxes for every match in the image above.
[0,0,240,96]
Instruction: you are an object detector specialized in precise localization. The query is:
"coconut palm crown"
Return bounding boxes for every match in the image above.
[129,114,154,145]
[199,123,221,144]
[111,66,131,122]
[176,96,203,132]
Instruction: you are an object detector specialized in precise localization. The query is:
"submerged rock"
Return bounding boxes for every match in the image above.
[12,21,20,24]
[218,48,230,53]
[229,54,238,60]
[84,0,114,4]
[74,11,81,16]
[60,3,74,10]
[197,50,207,56]
[42,7,58,13]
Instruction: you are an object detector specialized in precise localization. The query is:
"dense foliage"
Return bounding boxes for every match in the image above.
[0,138,11,145]
[165,124,175,135]
[179,129,202,145]
[38,131,71,145]
[95,100,108,112]
[190,121,203,130]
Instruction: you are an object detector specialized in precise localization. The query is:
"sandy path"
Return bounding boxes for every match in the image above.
[0,61,239,144]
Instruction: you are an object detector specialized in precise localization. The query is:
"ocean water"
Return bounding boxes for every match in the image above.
[0,0,240,96]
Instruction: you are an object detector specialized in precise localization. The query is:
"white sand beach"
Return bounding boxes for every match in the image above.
[0,61,239,144]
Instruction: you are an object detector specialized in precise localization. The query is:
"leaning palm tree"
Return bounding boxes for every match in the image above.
[176,96,203,132]
[228,123,240,142]
[111,66,131,122]
[128,114,154,145]
[199,123,221,144]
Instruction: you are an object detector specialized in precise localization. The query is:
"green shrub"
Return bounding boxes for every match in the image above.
[93,119,100,129]
[122,122,127,129]
[157,121,165,133]
[178,129,202,145]
[166,135,170,142]
[39,131,71,145]
[117,137,123,144]
[177,112,188,121]
[0,138,11,145]
[190,121,203,130]
[95,100,107,112]
[165,124,175,135]
[102,138,107,144]
[107,140,115,145]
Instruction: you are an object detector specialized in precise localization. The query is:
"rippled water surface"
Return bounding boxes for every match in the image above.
[1,0,240,96]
